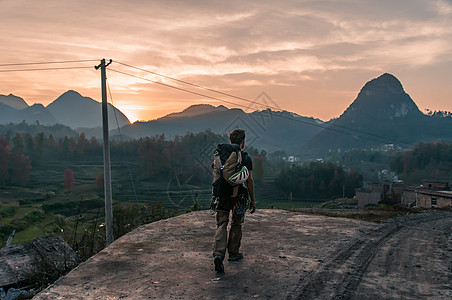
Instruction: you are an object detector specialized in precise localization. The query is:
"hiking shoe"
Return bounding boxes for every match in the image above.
[214,255,224,272]
[228,253,244,261]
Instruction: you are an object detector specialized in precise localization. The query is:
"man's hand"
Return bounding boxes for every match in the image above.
[250,201,256,214]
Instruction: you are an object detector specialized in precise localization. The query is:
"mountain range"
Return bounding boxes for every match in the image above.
[117,105,324,153]
[2,73,452,155]
[0,91,130,129]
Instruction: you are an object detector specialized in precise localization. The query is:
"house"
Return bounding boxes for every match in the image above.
[401,180,451,208]
[414,190,452,208]
[356,182,394,208]
[356,188,381,208]
[401,187,417,207]
[357,179,452,209]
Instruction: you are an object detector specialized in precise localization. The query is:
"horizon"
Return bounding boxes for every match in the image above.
[1,1,451,123]
[1,74,450,124]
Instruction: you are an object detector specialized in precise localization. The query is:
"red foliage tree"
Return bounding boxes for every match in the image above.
[64,168,74,192]
[95,173,104,190]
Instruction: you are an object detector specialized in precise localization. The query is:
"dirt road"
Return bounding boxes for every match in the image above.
[35,209,452,299]
[289,211,452,299]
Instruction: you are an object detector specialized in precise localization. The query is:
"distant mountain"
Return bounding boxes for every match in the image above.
[46,90,131,129]
[0,122,77,140]
[0,91,131,130]
[0,102,20,124]
[303,73,452,155]
[0,94,29,110]
[117,105,324,153]
[0,101,57,125]
[163,104,228,119]
[339,73,422,119]
[21,104,59,125]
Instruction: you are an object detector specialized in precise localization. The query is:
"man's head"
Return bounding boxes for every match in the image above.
[229,129,246,148]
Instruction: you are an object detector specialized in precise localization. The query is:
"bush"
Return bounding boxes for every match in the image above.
[42,199,104,216]
[19,198,46,205]
[0,206,17,217]
[23,209,45,223]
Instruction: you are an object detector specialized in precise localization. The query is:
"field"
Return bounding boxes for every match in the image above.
[0,158,331,248]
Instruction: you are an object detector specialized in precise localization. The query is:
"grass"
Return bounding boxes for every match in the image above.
[13,224,46,244]
[0,182,104,246]
[1,204,35,225]
[290,204,431,222]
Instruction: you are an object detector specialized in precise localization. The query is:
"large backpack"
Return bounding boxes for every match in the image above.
[212,143,249,200]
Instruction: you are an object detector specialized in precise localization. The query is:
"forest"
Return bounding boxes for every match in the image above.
[390,142,452,182]
[1,122,452,252]
[275,161,363,199]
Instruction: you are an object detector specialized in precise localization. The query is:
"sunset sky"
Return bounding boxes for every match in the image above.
[1,0,451,123]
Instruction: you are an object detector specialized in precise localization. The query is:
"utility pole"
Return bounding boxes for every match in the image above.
[95,58,113,245]
[289,192,293,210]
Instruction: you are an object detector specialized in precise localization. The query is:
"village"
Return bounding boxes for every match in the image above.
[356,178,452,209]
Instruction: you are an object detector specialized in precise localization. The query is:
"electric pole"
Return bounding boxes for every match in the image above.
[95,58,113,245]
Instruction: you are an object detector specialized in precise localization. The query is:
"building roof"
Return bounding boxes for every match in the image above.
[416,190,452,198]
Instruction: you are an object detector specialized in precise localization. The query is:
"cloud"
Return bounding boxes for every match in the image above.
[435,0,452,15]
[1,0,452,121]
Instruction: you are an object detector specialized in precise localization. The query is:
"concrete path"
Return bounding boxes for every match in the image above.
[34,209,452,299]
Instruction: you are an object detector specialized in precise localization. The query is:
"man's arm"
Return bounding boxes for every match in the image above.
[246,171,255,213]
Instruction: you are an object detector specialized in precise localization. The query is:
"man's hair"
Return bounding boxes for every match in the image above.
[229,129,246,145]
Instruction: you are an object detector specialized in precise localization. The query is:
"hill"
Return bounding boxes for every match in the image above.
[118,105,324,153]
[162,104,228,118]
[0,94,29,110]
[0,102,58,126]
[47,90,130,129]
[303,73,452,155]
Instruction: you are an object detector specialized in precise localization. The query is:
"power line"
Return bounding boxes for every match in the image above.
[113,61,410,146]
[106,78,139,202]
[114,60,267,108]
[0,59,99,67]
[108,68,408,145]
[0,66,93,73]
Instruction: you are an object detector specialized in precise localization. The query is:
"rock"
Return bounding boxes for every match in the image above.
[0,237,78,288]
[0,288,6,300]
[4,288,29,300]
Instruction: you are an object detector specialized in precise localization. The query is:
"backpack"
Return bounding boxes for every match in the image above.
[211,143,249,200]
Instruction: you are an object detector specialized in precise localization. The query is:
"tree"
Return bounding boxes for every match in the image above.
[0,136,10,186]
[95,173,104,190]
[24,133,34,157]
[9,152,32,186]
[33,132,46,159]
[275,161,363,199]
[252,155,265,184]
[64,169,74,192]
[12,133,24,154]
[76,132,88,156]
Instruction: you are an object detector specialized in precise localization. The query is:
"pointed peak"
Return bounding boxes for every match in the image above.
[361,73,404,94]
[341,72,420,120]
[59,90,83,98]
[51,90,98,106]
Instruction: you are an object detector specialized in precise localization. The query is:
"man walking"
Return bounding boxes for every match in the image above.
[213,129,256,272]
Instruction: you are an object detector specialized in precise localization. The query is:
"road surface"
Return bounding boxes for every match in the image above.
[35,209,452,299]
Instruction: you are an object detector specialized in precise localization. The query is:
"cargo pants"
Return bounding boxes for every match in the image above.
[212,199,242,259]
